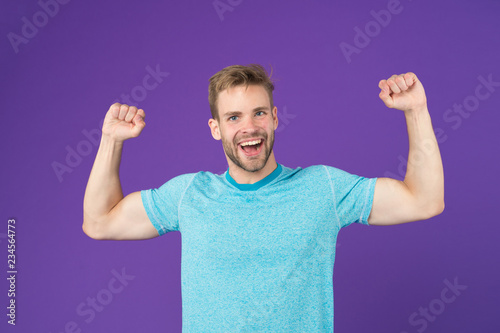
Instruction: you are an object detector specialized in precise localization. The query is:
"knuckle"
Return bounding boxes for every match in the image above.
[110,103,120,112]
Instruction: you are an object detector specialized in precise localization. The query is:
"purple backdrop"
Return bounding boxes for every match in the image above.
[1,0,499,332]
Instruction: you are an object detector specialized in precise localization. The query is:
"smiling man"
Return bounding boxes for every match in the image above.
[208,82,278,183]
[83,64,444,332]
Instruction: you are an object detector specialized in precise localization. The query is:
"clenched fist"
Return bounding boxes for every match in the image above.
[102,103,146,142]
[378,72,427,113]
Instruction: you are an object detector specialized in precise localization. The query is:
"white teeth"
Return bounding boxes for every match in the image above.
[240,139,262,146]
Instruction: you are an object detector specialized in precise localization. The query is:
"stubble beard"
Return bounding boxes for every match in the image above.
[222,129,275,173]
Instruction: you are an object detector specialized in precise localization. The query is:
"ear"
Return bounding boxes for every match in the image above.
[208,118,221,140]
[272,106,279,131]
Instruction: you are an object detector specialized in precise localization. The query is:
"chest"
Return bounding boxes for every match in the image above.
[179,193,338,272]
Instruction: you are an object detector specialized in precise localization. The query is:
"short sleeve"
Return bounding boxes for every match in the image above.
[323,165,377,228]
[140,173,196,236]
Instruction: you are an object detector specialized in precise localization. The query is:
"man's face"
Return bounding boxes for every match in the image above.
[209,84,278,173]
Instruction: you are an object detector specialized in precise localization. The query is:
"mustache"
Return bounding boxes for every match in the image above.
[235,132,267,144]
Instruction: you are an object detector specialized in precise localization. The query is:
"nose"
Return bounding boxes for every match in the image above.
[240,115,259,133]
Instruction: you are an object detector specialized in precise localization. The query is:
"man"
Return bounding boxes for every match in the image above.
[83,64,444,332]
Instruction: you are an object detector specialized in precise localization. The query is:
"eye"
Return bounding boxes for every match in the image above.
[256,111,265,116]
[229,116,238,121]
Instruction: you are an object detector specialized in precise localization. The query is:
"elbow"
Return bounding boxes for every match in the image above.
[82,222,97,240]
[421,200,445,220]
[433,197,445,216]
[436,200,445,215]
[82,217,105,240]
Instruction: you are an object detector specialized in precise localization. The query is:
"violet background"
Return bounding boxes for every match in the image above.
[1,0,499,332]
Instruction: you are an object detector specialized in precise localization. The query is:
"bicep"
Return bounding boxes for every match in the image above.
[100,191,159,240]
[367,177,423,226]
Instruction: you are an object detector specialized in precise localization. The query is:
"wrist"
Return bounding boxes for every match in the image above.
[100,133,124,148]
[404,104,429,116]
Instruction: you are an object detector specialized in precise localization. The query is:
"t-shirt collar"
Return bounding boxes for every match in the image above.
[225,164,282,191]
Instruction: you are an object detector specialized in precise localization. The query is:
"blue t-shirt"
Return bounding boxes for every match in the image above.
[141,164,377,332]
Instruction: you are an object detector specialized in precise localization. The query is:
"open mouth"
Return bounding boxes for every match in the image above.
[239,139,264,156]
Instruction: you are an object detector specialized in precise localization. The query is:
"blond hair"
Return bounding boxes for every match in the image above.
[208,64,274,121]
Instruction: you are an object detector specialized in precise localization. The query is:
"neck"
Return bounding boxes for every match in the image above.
[227,152,278,184]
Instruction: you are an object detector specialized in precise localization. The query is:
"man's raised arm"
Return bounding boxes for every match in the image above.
[368,72,445,226]
[82,103,159,240]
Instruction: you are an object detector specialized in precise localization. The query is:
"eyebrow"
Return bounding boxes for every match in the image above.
[222,106,270,118]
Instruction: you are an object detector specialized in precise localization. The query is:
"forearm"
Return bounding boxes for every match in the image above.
[403,107,444,214]
[83,135,125,226]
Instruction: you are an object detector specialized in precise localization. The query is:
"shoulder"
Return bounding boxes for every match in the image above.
[180,170,228,193]
[287,164,346,178]
[276,164,336,184]
[162,170,226,188]
[161,172,198,187]
[290,164,369,186]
